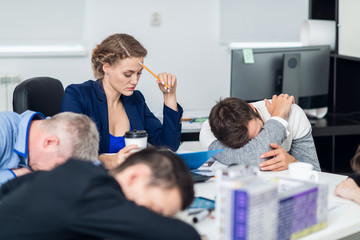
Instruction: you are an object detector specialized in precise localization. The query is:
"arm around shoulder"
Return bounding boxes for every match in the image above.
[289,130,321,171]
[209,119,287,166]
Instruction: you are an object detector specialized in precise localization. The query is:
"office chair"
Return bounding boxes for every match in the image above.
[12,76,64,117]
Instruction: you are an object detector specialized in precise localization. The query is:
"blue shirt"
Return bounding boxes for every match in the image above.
[108,134,126,153]
[108,125,132,153]
[0,110,45,186]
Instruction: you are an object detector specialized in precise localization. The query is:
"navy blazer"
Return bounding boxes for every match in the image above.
[60,80,183,153]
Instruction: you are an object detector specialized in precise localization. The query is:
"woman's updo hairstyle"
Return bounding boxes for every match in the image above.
[91,33,148,79]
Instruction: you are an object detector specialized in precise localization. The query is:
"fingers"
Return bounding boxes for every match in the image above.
[281,93,294,104]
[278,93,295,103]
[260,146,282,159]
[158,73,167,90]
[273,93,294,100]
[260,157,279,168]
[289,95,295,104]
[158,72,177,93]
[121,144,139,154]
[265,99,271,110]
[334,179,353,199]
[116,145,139,164]
[334,181,345,196]
[261,150,278,159]
[260,143,282,158]
[259,157,286,171]
[168,74,176,88]
[259,143,291,171]
[269,143,280,149]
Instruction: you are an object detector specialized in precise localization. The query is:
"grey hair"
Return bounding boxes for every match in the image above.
[39,112,99,161]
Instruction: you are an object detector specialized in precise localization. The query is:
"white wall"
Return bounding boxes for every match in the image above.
[220,0,308,43]
[0,0,230,114]
[0,0,307,113]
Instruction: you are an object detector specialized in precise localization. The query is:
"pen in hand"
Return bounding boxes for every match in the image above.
[138,62,170,92]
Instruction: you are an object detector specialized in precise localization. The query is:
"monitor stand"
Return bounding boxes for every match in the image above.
[282,53,301,104]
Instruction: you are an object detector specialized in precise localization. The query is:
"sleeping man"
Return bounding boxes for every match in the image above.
[200,94,320,171]
[0,149,200,240]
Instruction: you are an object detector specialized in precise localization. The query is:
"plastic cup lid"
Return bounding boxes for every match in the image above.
[124,129,148,138]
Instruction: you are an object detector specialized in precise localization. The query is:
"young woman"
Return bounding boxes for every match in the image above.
[61,34,183,169]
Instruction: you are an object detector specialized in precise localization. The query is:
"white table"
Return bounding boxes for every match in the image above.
[178,141,360,240]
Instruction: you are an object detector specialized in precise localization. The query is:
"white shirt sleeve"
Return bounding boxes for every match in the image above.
[287,104,312,139]
[269,116,288,129]
[269,116,290,138]
[199,119,217,149]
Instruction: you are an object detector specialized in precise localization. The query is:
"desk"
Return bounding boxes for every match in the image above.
[311,115,360,174]
[181,128,201,142]
[178,141,360,240]
[311,115,360,137]
[181,115,360,174]
[180,109,209,142]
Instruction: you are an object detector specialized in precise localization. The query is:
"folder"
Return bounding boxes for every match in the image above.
[178,149,224,169]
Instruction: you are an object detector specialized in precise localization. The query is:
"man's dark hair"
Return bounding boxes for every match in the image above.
[209,97,261,149]
[110,149,194,210]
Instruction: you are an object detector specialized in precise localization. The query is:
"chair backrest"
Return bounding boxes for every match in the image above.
[12,77,64,117]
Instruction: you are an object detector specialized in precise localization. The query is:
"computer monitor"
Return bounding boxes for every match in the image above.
[230,45,330,109]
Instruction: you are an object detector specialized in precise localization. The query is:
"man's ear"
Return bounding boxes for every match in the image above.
[42,136,60,149]
[126,164,151,187]
[249,103,256,112]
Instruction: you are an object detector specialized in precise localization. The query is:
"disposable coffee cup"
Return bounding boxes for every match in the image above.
[288,162,318,182]
[124,130,148,152]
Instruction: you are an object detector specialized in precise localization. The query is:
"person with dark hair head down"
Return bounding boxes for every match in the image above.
[200,94,320,171]
[208,97,261,149]
[0,149,200,240]
[61,33,183,170]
